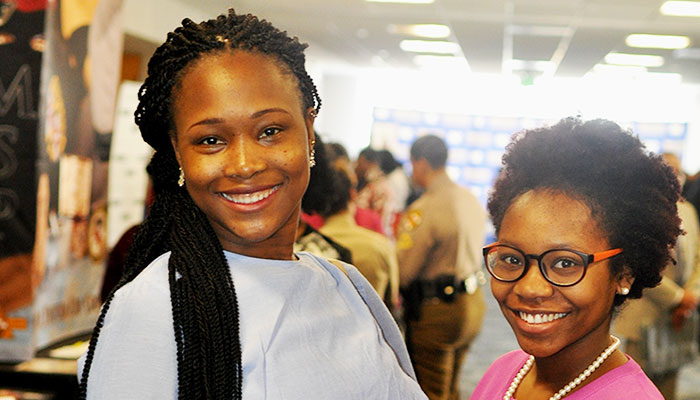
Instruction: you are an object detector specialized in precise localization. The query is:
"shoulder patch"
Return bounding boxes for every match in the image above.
[403,209,423,231]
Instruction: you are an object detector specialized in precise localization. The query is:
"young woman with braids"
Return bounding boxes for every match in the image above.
[77,10,426,399]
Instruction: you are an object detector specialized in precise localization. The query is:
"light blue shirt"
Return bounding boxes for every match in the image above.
[79,251,426,399]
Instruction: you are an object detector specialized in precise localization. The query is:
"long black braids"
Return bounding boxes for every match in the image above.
[78,9,321,399]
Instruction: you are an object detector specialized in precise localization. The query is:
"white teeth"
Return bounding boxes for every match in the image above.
[220,185,279,204]
[518,311,568,324]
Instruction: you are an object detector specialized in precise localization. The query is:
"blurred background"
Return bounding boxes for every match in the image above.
[123,0,700,166]
[2,1,700,398]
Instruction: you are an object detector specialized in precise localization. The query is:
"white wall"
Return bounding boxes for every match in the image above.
[315,66,700,166]
[122,0,214,43]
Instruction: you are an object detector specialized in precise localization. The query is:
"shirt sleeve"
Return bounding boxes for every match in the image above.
[682,204,700,297]
[80,256,178,399]
[644,274,685,310]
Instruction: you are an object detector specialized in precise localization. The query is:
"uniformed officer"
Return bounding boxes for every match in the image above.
[396,134,487,400]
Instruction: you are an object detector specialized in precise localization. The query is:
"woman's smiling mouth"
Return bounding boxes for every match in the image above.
[219,185,281,205]
[517,311,569,324]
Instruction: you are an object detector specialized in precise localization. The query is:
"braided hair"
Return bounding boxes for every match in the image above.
[78,9,321,399]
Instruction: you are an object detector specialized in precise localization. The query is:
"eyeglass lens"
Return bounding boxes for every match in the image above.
[485,246,586,286]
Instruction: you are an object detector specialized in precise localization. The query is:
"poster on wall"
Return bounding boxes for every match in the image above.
[0,0,47,360]
[0,0,123,361]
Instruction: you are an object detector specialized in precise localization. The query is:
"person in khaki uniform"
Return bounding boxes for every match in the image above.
[320,169,400,310]
[613,153,700,400]
[396,135,487,400]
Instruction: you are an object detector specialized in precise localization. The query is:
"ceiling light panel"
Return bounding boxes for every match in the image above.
[592,64,648,75]
[660,1,700,16]
[399,40,460,54]
[626,34,690,49]
[413,55,469,69]
[604,52,665,67]
[388,24,450,39]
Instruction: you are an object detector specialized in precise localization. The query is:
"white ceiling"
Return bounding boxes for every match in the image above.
[146,0,699,84]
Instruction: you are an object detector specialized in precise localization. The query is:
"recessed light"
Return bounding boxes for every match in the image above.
[366,0,434,3]
[626,34,690,49]
[388,24,450,39]
[604,53,665,67]
[660,1,700,16]
[399,40,460,54]
[413,55,468,69]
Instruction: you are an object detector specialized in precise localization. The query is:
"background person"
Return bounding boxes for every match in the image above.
[613,152,700,400]
[396,134,487,400]
[378,149,411,236]
[327,142,385,234]
[295,133,353,263]
[319,167,400,313]
[472,117,679,399]
[77,10,426,399]
[355,146,395,236]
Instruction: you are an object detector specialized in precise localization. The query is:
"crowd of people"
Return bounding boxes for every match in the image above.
[79,8,700,400]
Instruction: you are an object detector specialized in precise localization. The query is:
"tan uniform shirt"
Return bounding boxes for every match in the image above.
[396,172,486,287]
[320,211,400,305]
[614,200,700,340]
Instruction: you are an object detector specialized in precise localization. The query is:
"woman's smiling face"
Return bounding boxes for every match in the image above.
[491,189,623,359]
[170,50,315,260]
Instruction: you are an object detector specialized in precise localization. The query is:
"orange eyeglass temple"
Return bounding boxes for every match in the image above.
[592,248,623,262]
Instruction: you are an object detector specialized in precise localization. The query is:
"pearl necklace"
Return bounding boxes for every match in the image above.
[503,335,621,400]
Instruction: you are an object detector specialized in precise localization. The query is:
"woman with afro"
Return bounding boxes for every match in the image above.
[472,117,679,399]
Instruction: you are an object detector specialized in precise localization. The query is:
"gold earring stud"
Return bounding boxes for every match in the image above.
[178,167,185,187]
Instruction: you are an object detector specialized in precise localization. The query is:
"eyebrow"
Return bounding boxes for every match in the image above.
[187,108,291,131]
[250,108,290,119]
[497,239,576,252]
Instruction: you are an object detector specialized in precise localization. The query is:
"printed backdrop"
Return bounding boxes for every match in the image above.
[0,0,123,361]
[370,107,688,241]
[371,107,688,207]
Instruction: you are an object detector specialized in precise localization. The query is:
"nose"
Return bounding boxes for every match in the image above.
[512,258,554,299]
[225,135,265,179]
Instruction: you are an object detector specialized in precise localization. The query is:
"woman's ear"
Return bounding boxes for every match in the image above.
[305,107,316,149]
[170,133,182,166]
[616,267,635,295]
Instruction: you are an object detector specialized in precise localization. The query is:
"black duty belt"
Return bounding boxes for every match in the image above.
[417,271,485,302]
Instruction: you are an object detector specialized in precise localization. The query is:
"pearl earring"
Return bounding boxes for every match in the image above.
[619,287,629,295]
[178,167,185,187]
[309,140,316,168]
